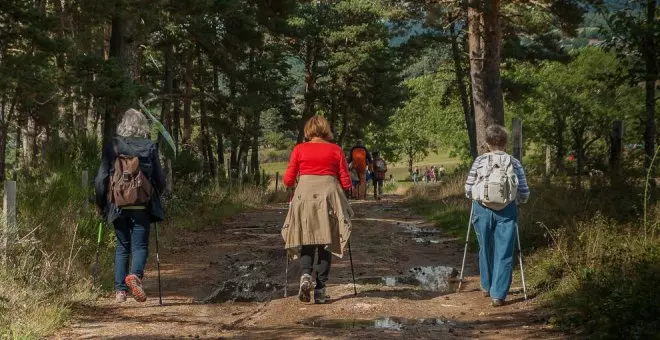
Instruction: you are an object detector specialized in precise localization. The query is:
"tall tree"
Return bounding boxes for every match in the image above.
[468,0,504,155]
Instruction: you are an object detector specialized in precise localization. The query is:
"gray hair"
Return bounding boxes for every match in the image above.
[485,124,509,148]
[117,108,151,138]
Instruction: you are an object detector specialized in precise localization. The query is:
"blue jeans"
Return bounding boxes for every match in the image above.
[472,201,517,300]
[113,210,151,291]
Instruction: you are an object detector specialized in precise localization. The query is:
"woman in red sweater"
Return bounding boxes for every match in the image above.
[281,115,354,304]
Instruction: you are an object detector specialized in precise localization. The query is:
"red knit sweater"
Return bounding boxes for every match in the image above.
[283,141,352,190]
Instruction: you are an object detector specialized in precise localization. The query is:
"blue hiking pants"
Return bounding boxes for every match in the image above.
[113,210,151,292]
[471,201,517,300]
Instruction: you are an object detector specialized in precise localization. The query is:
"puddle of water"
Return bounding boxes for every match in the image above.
[402,225,442,235]
[412,237,441,244]
[356,266,458,294]
[409,266,458,293]
[198,260,281,303]
[199,279,282,303]
[300,317,454,331]
[357,275,419,287]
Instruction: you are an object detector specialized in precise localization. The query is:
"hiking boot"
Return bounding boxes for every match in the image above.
[491,298,504,307]
[314,287,329,304]
[125,274,147,302]
[298,274,312,303]
[115,290,128,303]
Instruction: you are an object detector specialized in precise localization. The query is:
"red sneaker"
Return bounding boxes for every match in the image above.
[125,274,147,302]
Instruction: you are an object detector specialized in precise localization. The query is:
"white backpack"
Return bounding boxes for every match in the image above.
[471,153,519,210]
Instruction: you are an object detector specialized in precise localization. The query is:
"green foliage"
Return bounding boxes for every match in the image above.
[532,216,660,338]
[0,168,100,338]
[391,72,467,171]
[406,172,660,337]
[507,47,641,174]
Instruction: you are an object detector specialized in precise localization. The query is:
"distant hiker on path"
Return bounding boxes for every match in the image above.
[438,164,446,181]
[347,139,372,199]
[465,125,530,307]
[95,109,166,303]
[282,115,354,304]
[372,151,387,200]
[412,167,420,184]
[349,163,359,199]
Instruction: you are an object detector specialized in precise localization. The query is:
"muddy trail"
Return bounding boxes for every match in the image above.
[57,195,560,339]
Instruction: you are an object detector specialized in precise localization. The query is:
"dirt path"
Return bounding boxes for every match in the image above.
[57,195,561,339]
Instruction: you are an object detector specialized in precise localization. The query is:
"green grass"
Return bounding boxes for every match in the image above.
[404,177,477,249]
[404,172,660,338]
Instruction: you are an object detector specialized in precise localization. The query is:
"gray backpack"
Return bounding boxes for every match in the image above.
[471,153,519,210]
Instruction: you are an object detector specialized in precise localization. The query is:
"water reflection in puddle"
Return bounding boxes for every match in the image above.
[357,266,458,294]
[402,225,443,235]
[300,317,454,331]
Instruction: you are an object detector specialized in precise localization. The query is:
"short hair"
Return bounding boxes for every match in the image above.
[304,115,333,141]
[117,108,151,138]
[485,124,509,148]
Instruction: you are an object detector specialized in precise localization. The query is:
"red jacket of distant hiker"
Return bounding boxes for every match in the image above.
[283,141,352,190]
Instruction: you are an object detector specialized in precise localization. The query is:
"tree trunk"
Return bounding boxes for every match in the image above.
[338,110,349,147]
[172,81,181,149]
[22,116,37,168]
[449,16,478,160]
[642,0,657,186]
[250,113,261,176]
[468,0,504,155]
[103,14,138,148]
[197,49,216,177]
[609,120,624,181]
[160,44,174,128]
[297,39,318,143]
[0,94,7,182]
[217,132,225,178]
[228,74,239,173]
[182,52,194,152]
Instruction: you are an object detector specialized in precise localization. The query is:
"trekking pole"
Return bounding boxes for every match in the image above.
[348,240,357,295]
[457,204,474,292]
[515,222,528,300]
[284,250,289,297]
[155,223,163,305]
[284,189,294,298]
[92,221,103,287]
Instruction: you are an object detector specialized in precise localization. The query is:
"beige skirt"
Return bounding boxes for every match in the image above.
[281,175,354,259]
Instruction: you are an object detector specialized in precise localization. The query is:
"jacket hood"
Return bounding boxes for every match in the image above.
[113,136,156,156]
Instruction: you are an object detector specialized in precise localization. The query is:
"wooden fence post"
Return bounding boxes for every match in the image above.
[81,170,89,215]
[610,120,624,171]
[2,181,17,267]
[610,120,624,184]
[275,172,279,192]
[512,118,523,163]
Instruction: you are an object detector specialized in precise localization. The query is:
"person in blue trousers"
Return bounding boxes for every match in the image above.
[95,109,166,303]
[464,125,530,307]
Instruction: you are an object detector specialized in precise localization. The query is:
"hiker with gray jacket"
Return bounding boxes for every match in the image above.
[464,125,529,307]
[95,108,166,303]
